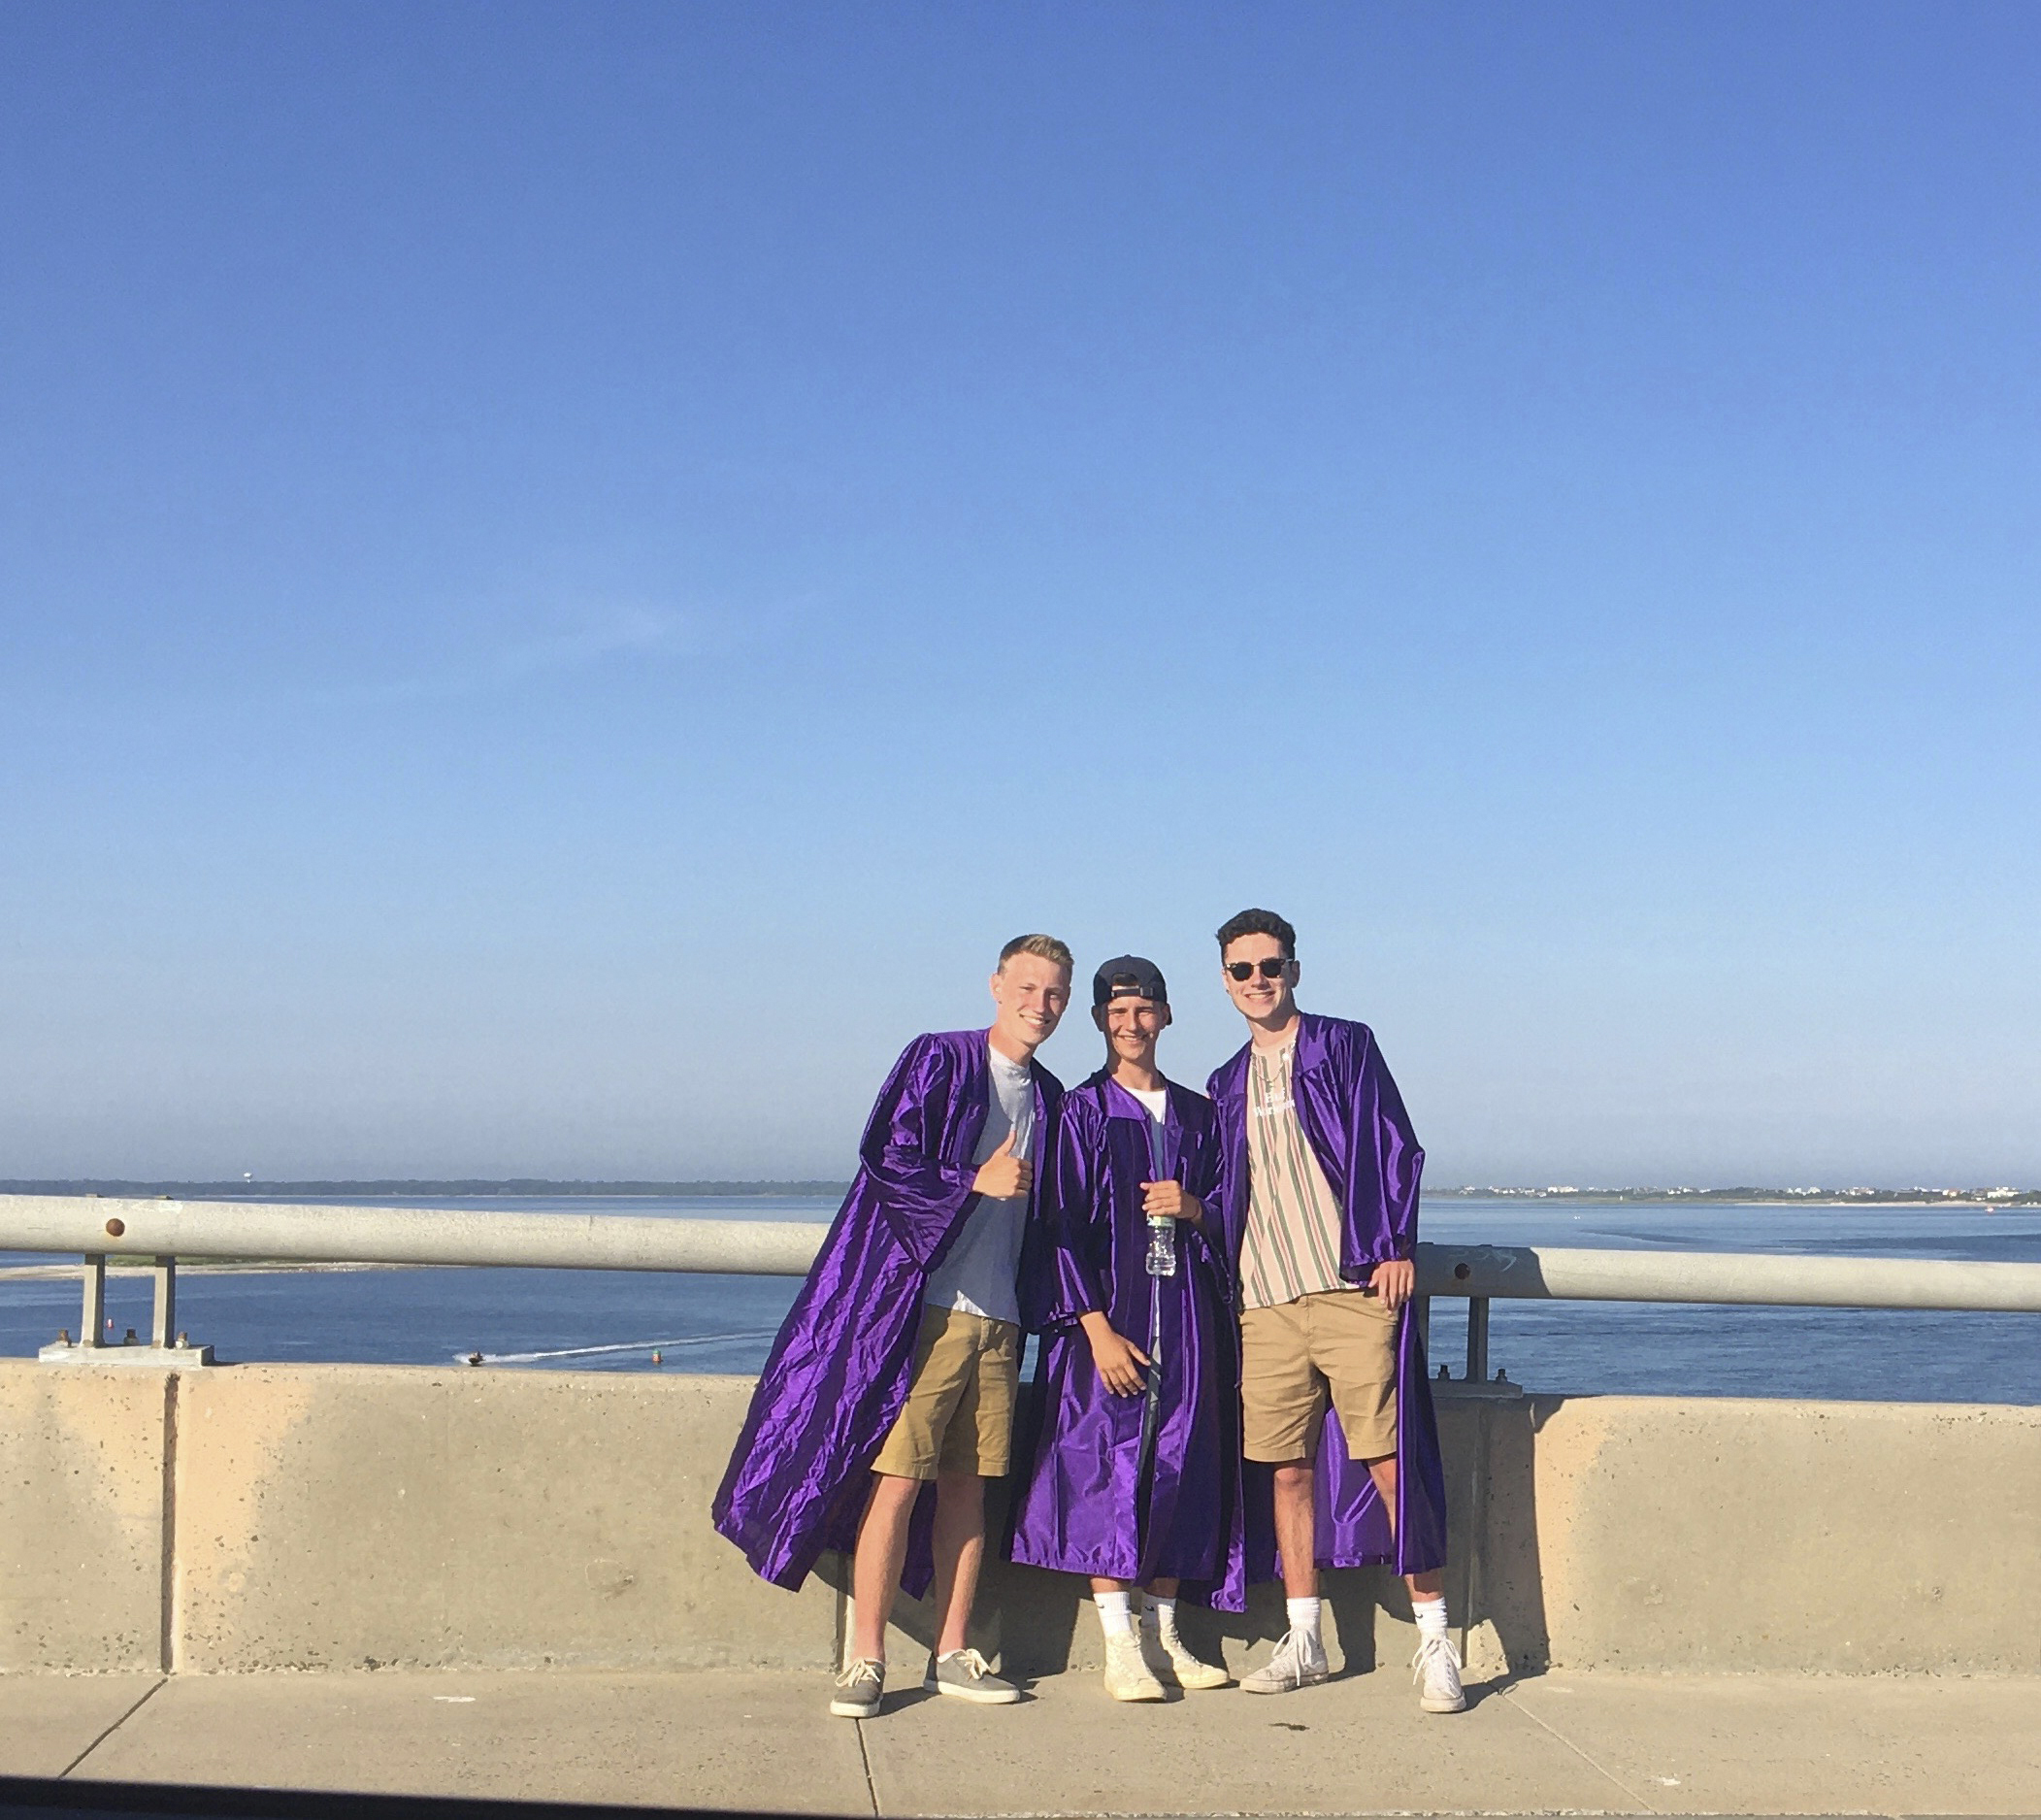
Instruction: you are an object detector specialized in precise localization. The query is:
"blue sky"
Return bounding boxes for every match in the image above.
[3,2,2035,1184]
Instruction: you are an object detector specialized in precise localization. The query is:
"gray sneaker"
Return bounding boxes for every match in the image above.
[923,1646,1021,1704]
[1241,1628,1330,1694]
[828,1657,884,1718]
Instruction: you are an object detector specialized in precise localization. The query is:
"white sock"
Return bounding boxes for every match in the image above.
[1142,1593,1178,1637]
[1285,1596,1323,1645]
[1414,1598,1450,1638]
[1095,1591,1136,1638]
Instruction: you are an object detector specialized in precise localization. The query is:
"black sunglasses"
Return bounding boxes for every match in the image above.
[1225,958,1291,981]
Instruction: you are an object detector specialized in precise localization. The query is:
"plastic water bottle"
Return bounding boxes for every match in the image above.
[1145,1215,1177,1277]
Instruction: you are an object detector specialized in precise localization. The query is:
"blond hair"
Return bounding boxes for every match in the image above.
[998,932,1074,974]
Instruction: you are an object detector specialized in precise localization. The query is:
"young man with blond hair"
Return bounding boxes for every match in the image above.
[714,934,1071,1718]
[1204,909,1463,1712]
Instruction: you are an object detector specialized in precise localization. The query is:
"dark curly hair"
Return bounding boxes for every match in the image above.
[1215,908,1296,959]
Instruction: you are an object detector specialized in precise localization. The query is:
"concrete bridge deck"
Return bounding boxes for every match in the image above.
[7,1665,2040,1817]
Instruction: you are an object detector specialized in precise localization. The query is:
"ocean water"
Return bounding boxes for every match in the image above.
[3,1195,2038,1404]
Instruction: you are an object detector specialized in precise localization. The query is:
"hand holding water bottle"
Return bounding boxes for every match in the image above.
[1139,1179,1202,1224]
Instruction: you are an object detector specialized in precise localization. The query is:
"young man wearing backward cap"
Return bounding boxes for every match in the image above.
[1009,956,1237,1702]
[714,934,1072,1719]
[1205,909,1465,1713]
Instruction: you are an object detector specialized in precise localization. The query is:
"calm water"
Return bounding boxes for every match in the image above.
[4,1195,2038,1404]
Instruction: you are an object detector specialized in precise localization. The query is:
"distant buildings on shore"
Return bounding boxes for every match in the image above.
[1436,1184,2038,1205]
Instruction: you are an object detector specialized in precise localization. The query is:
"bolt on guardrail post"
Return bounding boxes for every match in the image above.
[1465,1295,1490,1383]
[151,1257,177,1348]
[81,1254,107,1350]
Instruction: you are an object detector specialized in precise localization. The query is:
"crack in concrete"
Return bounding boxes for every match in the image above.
[854,1712,881,1818]
[58,1675,167,1778]
[159,1371,181,1673]
[1498,1683,1662,1814]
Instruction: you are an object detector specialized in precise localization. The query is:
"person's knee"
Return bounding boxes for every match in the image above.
[1270,1458,1313,1489]
[867,1471,923,1514]
[936,1468,985,1509]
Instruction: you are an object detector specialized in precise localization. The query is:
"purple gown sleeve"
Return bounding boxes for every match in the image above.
[1181,1116,1230,1291]
[858,1038,982,1269]
[1033,1100,1105,1329]
[1351,1031,1424,1265]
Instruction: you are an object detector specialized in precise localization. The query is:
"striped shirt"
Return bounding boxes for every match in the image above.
[1239,1039,1347,1310]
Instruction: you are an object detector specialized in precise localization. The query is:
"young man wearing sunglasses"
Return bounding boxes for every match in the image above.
[1009,956,1237,1702]
[1205,909,1463,1713]
[713,934,1072,1719]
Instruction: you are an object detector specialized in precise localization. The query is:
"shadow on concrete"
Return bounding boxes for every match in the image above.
[1466,1391,1554,1676]
[0,1773,805,1820]
[818,1382,1563,1684]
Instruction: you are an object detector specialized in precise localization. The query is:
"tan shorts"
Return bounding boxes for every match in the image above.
[871,1304,1021,1480]
[1240,1287,1399,1464]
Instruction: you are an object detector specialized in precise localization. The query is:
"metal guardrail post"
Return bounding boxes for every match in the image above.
[151,1257,177,1348]
[1465,1295,1490,1383]
[1413,1294,1431,1364]
[81,1254,106,1350]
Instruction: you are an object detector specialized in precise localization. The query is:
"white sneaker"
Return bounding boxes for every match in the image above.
[1240,1628,1329,1694]
[1412,1632,1466,1712]
[1103,1632,1166,1702]
[828,1657,884,1718]
[1141,1618,1231,1690]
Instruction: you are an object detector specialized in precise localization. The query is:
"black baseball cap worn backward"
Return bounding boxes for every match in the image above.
[1093,955,1169,1009]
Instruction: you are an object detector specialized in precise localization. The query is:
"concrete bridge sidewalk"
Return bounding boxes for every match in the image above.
[6,1666,2040,1817]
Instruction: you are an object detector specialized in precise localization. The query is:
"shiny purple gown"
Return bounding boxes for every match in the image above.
[1008,1073,1245,1606]
[712,1029,1065,1592]
[1206,1012,1449,1579]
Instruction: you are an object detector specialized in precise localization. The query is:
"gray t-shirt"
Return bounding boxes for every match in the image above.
[923,1043,1036,1326]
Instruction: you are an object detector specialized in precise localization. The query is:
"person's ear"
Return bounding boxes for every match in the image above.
[1091,1005,1109,1033]
[1159,1005,1174,1030]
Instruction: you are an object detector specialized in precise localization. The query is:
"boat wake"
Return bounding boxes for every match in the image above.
[457,1328,780,1366]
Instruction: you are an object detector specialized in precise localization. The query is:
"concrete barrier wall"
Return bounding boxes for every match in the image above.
[2,1360,2036,1677]
[0,1367,169,1673]
[1478,1396,2041,1673]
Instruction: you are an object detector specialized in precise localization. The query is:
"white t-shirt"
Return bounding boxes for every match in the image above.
[923,1043,1036,1326]
[1128,1085,1169,1176]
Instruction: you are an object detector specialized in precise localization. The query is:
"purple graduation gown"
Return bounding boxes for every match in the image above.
[712,1029,1064,1592]
[1206,1011,1449,1579]
[1008,1073,1244,1606]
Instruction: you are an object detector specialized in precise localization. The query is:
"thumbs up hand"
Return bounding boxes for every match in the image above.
[971,1128,1034,1200]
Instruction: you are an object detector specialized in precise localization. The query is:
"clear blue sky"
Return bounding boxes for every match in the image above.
[3,2,2035,1185]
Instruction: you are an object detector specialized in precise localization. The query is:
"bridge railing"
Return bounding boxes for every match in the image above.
[4,1192,2039,1378]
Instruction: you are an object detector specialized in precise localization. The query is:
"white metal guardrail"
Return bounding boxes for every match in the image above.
[1415,1242,2041,1385]
[0,1195,831,1274]
[4,1193,2038,1375]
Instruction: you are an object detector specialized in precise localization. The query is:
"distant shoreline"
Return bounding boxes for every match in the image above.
[2,1178,2034,1208]
[0,1179,853,1199]
[1426,1187,2041,1207]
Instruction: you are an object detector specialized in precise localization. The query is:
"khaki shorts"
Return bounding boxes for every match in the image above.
[1240,1287,1399,1463]
[871,1304,1021,1480]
